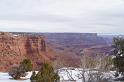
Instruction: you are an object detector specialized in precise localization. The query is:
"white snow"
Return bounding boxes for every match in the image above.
[0,72,30,82]
[0,69,118,82]
[58,67,116,82]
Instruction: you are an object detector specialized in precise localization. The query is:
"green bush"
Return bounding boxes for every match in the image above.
[30,62,60,82]
[9,66,27,79]
[20,59,33,72]
[9,59,32,79]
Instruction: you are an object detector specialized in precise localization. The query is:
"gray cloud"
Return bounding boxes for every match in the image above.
[0,0,124,34]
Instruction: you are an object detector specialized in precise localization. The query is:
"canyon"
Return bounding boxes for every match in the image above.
[40,33,112,56]
[0,32,113,71]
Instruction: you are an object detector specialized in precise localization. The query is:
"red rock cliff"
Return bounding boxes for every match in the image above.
[0,32,53,71]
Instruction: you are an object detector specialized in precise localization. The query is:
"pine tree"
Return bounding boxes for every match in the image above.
[113,37,124,76]
[20,59,33,72]
[30,62,60,82]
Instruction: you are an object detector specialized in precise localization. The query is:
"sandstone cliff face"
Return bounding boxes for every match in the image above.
[0,32,51,71]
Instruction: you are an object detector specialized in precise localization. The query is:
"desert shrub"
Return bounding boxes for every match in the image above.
[9,59,32,79]
[20,59,33,72]
[9,65,27,79]
[30,62,60,82]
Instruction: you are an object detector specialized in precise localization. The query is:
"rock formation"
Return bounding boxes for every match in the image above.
[0,32,53,71]
[0,32,113,71]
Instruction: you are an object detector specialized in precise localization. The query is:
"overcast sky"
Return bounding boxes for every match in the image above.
[0,0,124,34]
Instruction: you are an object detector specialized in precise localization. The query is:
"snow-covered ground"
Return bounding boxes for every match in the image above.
[0,68,121,82]
[58,67,124,82]
[0,72,31,82]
